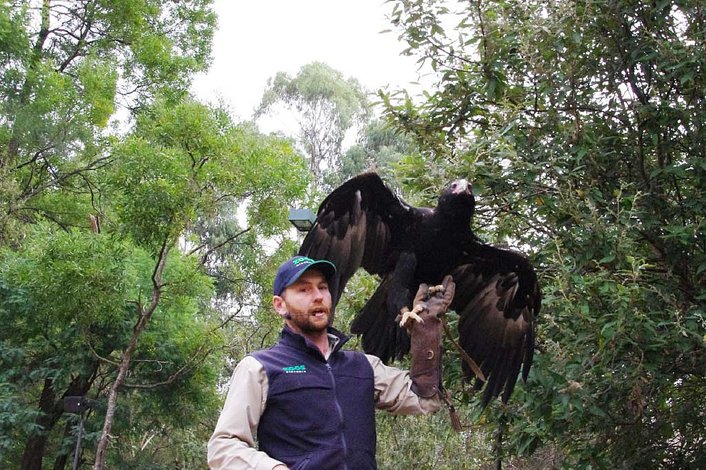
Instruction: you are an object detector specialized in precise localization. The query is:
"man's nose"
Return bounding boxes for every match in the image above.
[312,287,325,300]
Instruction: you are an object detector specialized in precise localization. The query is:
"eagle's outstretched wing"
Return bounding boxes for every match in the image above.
[450,243,540,406]
[298,172,414,306]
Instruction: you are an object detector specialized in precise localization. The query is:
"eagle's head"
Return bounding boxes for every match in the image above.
[436,179,475,222]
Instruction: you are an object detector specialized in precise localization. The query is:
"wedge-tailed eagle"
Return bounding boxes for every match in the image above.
[298,172,541,405]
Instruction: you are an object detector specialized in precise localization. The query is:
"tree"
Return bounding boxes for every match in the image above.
[0,0,216,245]
[97,97,309,469]
[255,61,370,187]
[326,118,418,188]
[381,0,706,467]
[0,1,221,468]
[0,221,216,469]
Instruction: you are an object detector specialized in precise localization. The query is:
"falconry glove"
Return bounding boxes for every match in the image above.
[399,275,455,398]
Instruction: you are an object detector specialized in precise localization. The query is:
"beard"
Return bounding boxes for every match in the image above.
[287,308,333,334]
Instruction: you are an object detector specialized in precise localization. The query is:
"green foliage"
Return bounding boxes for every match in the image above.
[327,118,419,187]
[0,226,139,465]
[0,2,313,466]
[0,221,221,468]
[89,97,307,468]
[0,0,216,245]
[383,0,706,467]
[0,100,310,466]
[376,411,494,469]
[0,224,145,348]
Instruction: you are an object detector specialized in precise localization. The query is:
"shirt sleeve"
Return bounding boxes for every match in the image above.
[366,354,442,415]
[207,356,285,470]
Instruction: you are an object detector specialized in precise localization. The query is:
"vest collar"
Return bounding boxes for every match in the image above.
[280,325,351,359]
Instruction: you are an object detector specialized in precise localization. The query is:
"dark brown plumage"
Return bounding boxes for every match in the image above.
[298,172,540,406]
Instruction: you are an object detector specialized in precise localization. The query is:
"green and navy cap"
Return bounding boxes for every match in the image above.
[273,255,336,296]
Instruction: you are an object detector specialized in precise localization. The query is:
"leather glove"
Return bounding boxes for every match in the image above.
[401,275,455,398]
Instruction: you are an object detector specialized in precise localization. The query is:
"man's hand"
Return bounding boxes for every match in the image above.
[402,275,455,398]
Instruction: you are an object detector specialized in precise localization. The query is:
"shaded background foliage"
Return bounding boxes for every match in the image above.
[375,0,706,467]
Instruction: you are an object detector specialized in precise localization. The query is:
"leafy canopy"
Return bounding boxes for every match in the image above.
[381,0,706,467]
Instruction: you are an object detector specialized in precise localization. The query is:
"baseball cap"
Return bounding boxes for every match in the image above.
[273,255,336,296]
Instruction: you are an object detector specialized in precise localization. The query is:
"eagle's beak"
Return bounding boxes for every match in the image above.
[451,179,471,195]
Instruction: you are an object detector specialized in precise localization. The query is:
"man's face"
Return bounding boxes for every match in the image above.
[275,269,333,334]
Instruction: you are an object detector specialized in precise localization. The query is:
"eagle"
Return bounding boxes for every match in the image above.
[298,172,541,406]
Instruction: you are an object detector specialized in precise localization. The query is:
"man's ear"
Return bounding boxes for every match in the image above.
[272,295,287,319]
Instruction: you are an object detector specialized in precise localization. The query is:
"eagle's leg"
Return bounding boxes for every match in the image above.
[388,251,418,325]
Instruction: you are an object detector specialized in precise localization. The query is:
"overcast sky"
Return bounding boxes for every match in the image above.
[191,0,429,128]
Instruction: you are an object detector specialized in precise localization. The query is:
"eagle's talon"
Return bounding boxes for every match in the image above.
[398,305,425,329]
[427,284,445,296]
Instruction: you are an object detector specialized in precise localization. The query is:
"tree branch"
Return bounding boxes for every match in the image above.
[188,227,251,266]
[123,344,214,390]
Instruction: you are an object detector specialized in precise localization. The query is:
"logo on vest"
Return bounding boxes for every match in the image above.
[282,364,307,374]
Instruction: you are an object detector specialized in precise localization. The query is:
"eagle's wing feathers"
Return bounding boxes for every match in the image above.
[450,244,540,406]
[299,172,413,306]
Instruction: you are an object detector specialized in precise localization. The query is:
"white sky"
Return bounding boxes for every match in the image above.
[191,0,430,130]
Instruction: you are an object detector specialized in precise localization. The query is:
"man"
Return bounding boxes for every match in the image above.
[208,255,454,470]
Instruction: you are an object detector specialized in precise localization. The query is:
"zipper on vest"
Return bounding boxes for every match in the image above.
[326,362,349,470]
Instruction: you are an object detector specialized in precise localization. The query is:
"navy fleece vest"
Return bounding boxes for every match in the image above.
[251,327,377,470]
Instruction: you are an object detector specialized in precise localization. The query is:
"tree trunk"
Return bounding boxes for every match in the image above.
[20,367,96,470]
[20,379,56,470]
[93,243,169,469]
[52,421,72,470]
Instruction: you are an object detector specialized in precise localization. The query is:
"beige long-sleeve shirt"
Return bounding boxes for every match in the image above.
[207,352,441,470]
